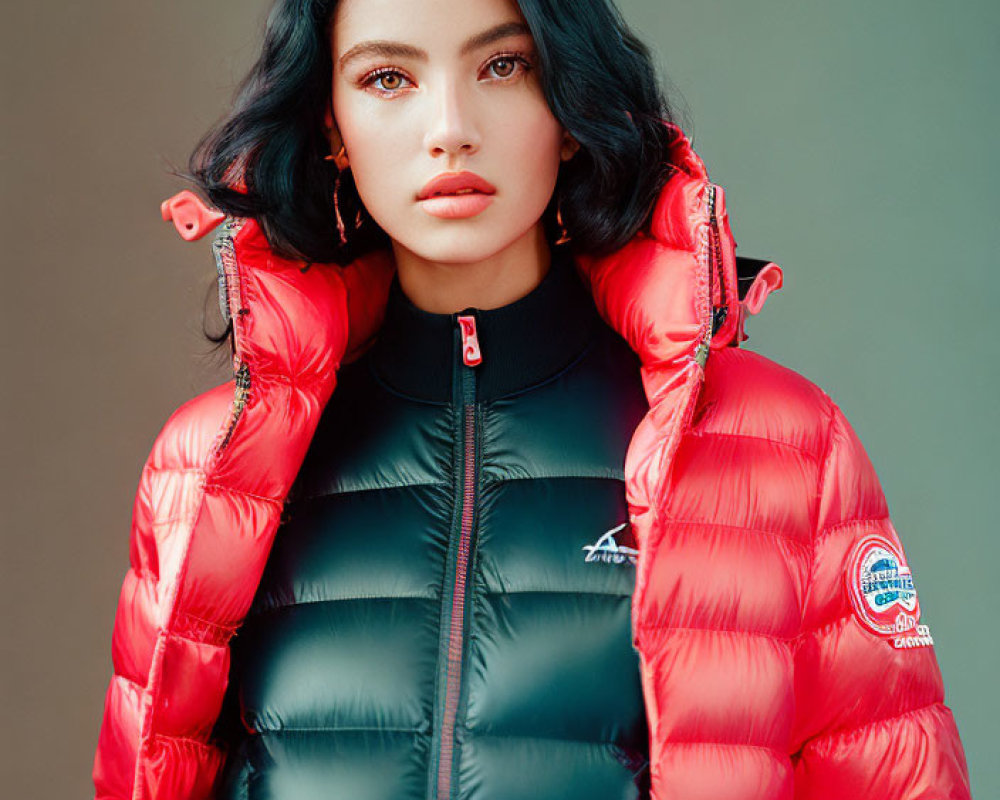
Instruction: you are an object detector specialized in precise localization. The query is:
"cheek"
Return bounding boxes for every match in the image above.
[504,113,565,200]
[349,149,411,217]
[330,103,410,218]
[520,109,566,157]
[502,94,566,165]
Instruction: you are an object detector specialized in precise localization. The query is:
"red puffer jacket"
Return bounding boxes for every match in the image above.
[92,122,970,800]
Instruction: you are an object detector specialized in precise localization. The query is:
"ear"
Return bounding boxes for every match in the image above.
[322,101,344,152]
[560,132,580,162]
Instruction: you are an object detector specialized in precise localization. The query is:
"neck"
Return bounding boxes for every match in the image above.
[389,223,553,314]
[368,239,599,403]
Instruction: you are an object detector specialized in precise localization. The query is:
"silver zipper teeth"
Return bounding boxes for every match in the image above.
[211,219,252,455]
[695,183,719,368]
[217,361,251,454]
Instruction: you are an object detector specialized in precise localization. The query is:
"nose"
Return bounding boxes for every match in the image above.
[423,76,481,161]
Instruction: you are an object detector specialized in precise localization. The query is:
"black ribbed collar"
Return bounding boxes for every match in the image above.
[368,242,601,403]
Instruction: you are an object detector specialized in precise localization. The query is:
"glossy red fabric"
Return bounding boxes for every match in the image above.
[93,123,970,799]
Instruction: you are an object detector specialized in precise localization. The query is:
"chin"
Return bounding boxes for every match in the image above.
[398,231,512,265]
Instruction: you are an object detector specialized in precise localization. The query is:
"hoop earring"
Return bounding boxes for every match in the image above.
[555,196,571,245]
[332,167,364,247]
[333,170,348,246]
[324,143,350,171]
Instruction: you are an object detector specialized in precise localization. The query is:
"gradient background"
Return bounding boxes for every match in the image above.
[3,1,996,796]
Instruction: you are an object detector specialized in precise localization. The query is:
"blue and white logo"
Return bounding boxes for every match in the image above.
[582,522,638,566]
[845,532,933,648]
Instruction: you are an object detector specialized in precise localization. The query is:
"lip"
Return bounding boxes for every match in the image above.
[418,192,495,219]
[417,170,497,201]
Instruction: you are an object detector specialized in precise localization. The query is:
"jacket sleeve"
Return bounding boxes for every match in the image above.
[790,400,971,798]
[92,383,234,800]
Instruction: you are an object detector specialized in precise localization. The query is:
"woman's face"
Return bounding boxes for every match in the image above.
[328,0,576,266]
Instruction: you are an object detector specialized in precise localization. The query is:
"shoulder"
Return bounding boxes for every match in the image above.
[687,346,892,534]
[691,346,838,464]
[145,380,236,472]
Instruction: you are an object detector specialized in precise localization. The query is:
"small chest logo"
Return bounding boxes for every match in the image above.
[845,533,934,649]
[582,522,638,566]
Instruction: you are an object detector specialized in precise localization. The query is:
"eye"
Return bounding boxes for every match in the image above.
[483,51,533,82]
[360,67,413,96]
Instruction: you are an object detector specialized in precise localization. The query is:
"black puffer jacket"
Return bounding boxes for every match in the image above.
[213,242,653,799]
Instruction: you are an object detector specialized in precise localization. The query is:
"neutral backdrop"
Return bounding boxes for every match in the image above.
[3,1,996,797]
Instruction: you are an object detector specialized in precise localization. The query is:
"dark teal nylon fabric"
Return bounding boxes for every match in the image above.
[213,245,652,800]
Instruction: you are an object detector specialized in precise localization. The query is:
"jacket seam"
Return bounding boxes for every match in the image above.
[634,623,794,643]
[798,399,839,640]
[659,517,812,548]
[163,629,232,648]
[289,480,448,505]
[144,465,204,476]
[151,732,221,751]
[796,701,944,751]
[248,588,637,619]
[365,364,450,406]
[686,429,823,460]
[173,609,236,629]
[483,470,625,486]
[660,740,787,756]
[291,474,627,506]
[202,481,283,506]
[489,333,600,401]
[813,515,891,547]
[252,725,427,734]
[248,593,440,617]
[482,588,633,597]
[250,371,332,396]
[467,731,635,747]
[170,612,239,640]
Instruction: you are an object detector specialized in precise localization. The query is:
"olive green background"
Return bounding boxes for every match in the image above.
[2,1,995,796]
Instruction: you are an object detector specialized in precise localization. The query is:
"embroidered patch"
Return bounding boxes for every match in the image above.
[845,533,934,649]
[582,522,638,565]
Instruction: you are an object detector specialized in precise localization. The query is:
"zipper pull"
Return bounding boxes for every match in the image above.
[457,314,483,367]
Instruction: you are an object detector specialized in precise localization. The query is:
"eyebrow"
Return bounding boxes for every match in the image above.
[338,20,532,71]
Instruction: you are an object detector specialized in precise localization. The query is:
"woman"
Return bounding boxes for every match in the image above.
[92,0,971,798]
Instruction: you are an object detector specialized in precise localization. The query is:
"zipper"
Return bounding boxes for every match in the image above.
[706,183,728,342]
[694,183,721,368]
[431,312,482,799]
[218,360,251,453]
[706,183,726,310]
[211,218,253,456]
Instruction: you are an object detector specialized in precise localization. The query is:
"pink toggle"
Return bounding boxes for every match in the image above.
[457,315,483,366]
[743,262,783,316]
[160,189,226,241]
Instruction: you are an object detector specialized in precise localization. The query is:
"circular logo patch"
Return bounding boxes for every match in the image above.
[845,533,921,637]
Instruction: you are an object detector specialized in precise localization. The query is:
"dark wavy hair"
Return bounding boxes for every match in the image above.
[179,0,686,350]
